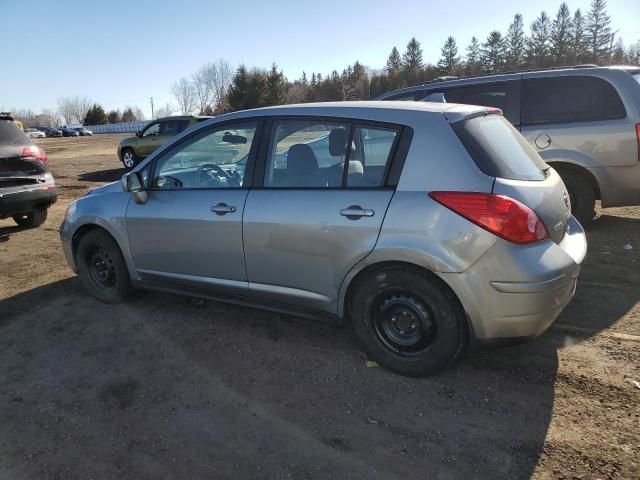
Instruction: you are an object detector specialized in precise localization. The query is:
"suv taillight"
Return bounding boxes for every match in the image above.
[429,191,548,244]
[21,145,47,163]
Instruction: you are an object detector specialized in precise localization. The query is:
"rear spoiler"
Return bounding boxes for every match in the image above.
[442,105,503,124]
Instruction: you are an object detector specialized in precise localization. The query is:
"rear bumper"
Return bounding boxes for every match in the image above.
[0,185,57,217]
[439,216,586,341]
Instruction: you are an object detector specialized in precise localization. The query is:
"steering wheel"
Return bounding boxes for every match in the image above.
[197,164,239,187]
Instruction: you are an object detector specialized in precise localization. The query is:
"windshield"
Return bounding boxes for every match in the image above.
[453,114,548,181]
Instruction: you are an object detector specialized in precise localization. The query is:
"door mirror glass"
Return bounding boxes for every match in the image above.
[122,171,144,192]
[136,130,142,137]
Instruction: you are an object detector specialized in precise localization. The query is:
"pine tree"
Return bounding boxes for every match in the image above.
[402,37,424,71]
[551,3,573,65]
[265,63,288,106]
[437,36,460,75]
[571,9,588,63]
[586,0,613,63]
[386,46,402,74]
[481,31,506,73]
[465,37,483,76]
[227,65,252,111]
[83,104,107,125]
[611,38,625,64]
[504,14,525,70]
[107,110,121,124]
[526,11,552,68]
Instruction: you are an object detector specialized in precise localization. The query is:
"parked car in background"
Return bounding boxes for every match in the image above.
[117,115,210,168]
[24,128,46,139]
[61,102,586,376]
[74,127,93,136]
[60,126,80,137]
[34,126,63,137]
[376,65,640,225]
[0,113,57,227]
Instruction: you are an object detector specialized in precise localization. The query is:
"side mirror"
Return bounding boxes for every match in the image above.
[136,130,142,137]
[122,171,143,192]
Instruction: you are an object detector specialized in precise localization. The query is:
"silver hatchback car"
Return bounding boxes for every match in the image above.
[60,102,587,376]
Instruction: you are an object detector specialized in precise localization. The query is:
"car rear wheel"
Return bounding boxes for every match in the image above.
[562,171,595,227]
[77,230,131,304]
[350,267,465,377]
[12,207,48,228]
[121,148,138,169]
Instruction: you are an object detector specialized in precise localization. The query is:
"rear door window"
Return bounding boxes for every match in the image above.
[521,76,626,125]
[453,114,547,181]
[443,83,508,112]
[0,119,30,145]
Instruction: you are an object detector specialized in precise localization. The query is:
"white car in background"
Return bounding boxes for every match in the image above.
[24,128,46,139]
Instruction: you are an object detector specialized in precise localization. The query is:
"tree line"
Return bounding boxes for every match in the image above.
[9,0,639,127]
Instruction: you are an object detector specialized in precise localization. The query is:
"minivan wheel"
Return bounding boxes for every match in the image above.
[12,207,48,228]
[77,230,131,304]
[562,172,595,227]
[121,148,138,169]
[351,267,465,377]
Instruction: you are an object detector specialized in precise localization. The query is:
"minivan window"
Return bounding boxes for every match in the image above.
[0,119,30,145]
[521,76,626,125]
[443,83,508,112]
[453,114,547,181]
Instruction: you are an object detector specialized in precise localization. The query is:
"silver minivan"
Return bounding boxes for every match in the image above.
[377,66,640,225]
[60,102,587,376]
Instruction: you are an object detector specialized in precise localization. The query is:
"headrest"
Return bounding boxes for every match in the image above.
[329,128,348,156]
[287,144,318,176]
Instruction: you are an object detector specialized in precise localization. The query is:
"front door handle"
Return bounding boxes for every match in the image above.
[340,205,374,220]
[211,203,236,215]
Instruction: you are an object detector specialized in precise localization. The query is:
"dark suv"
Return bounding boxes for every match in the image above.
[377,66,640,225]
[0,114,57,227]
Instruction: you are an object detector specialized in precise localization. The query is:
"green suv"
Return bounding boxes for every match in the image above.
[117,116,210,168]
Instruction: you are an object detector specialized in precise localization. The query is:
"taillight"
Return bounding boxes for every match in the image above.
[21,145,47,163]
[429,191,548,244]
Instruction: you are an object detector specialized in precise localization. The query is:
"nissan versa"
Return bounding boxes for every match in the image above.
[60,102,587,376]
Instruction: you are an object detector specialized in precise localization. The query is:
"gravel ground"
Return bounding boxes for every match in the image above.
[0,134,638,479]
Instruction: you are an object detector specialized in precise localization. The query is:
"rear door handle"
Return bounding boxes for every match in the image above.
[340,205,374,220]
[211,203,236,215]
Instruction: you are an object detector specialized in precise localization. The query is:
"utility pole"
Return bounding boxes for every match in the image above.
[150,97,154,119]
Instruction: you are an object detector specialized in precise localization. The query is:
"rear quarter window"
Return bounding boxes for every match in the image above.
[0,120,30,146]
[453,114,547,181]
[522,76,626,125]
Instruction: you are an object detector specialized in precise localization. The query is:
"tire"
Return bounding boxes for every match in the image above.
[121,148,138,169]
[12,207,48,228]
[561,171,596,227]
[76,230,131,304]
[350,266,466,377]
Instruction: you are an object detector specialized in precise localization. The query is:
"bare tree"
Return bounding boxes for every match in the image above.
[192,65,213,114]
[154,102,176,119]
[57,96,92,124]
[207,59,233,112]
[171,78,195,115]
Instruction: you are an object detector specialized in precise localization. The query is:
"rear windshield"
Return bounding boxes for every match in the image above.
[0,119,30,146]
[453,114,547,181]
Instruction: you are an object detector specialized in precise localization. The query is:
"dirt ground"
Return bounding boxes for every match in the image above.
[0,134,638,479]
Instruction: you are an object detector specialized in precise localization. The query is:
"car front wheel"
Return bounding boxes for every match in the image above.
[77,230,132,304]
[351,266,466,377]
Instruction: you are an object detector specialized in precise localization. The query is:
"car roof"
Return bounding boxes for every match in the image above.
[212,100,488,123]
[154,115,212,121]
[377,65,640,98]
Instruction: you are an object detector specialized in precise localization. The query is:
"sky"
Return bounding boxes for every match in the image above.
[1,0,639,119]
